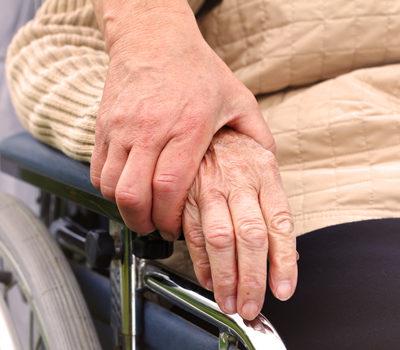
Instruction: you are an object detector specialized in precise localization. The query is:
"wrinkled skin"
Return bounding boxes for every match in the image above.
[90,6,274,238]
[89,2,296,320]
[183,128,298,320]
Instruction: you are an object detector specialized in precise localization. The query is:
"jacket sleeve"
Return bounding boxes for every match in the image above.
[6,0,107,162]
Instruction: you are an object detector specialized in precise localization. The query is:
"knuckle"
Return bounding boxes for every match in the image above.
[133,113,162,136]
[153,173,181,194]
[270,248,298,270]
[198,189,225,206]
[109,111,126,128]
[269,236,297,264]
[95,112,106,130]
[236,219,267,247]
[185,229,205,249]
[135,137,155,153]
[259,149,277,167]
[214,274,237,290]
[134,125,162,150]
[184,113,208,135]
[115,188,144,209]
[205,225,235,250]
[100,183,116,201]
[90,173,101,189]
[268,213,294,236]
[240,275,265,291]
[194,259,210,272]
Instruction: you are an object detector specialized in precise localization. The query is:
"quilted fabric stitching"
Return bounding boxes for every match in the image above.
[284,176,394,199]
[207,14,400,51]
[199,1,400,95]
[293,81,306,219]
[259,0,268,95]
[360,104,375,210]
[257,61,400,233]
[6,0,400,236]
[326,80,339,213]
[293,209,399,219]
[319,0,325,78]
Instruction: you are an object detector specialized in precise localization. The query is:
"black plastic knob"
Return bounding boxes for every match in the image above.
[132,234,173,259]
[85,229,116,269]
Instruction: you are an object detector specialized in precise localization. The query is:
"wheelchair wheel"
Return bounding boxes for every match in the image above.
[0,192,100,350]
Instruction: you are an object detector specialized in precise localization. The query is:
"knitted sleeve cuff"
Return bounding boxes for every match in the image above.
[6,0,108,162]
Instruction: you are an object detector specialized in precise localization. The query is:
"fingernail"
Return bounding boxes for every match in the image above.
[223,296,237,314]
[205,279,213,291]
[276,281,293,301]
[160,231,175,241]
[241,301,259,320]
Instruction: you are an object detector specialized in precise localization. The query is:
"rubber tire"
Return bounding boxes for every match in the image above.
[0,192,101,350]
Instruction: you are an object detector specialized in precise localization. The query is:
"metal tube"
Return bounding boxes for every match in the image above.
[219,332,238,350]
[111,221,135,350]
[141,264,286,350]
[0,295,22,350]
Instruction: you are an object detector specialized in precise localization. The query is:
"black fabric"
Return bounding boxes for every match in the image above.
[263,219,400,350]
[196,0,222,18]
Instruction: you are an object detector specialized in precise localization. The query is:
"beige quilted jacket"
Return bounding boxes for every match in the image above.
[6,0,400,236]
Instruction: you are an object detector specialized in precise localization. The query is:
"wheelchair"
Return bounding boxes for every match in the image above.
[0,132,286,350]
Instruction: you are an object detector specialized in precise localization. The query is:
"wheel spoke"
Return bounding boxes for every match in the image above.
[30,310,34,350]
[0,271,13,285]
[35,335,44,350]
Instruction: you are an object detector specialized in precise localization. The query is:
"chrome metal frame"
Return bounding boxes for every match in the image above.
[138,262,287,350]
[112,224,287,350]
[0,134,287,350]
[110,221,136,350]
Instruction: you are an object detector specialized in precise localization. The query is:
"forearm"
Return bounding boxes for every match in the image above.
[90,0,194,51]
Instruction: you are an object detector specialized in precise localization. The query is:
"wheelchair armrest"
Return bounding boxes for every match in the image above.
[0,132,173,259]
[141,262,287,350]
[0,132,121,221]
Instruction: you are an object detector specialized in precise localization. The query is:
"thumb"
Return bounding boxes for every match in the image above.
[226,95,276,153]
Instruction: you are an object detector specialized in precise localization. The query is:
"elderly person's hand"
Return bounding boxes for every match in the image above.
[183,128,298,320]
[89,0,274,238]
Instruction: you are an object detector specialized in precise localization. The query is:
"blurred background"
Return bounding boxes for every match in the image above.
[0,0,41,211]
[0,2,42,348]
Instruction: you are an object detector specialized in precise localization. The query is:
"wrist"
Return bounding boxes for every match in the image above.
[101,0,194,52]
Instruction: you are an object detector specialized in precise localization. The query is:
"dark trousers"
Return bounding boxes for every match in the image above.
[263,219,400,350]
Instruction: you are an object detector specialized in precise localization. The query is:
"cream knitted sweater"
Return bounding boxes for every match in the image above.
[7,0,400,235]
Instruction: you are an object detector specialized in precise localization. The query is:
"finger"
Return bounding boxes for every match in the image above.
[228,190,268,320]
[226,93,276,153]
[200,192,238,315]
[152,132,212,239]
[99,142,128,201]
[90,130,108,190]
[182,197,213,291]
[260,160,297,302]
[115,144,158,234]
[91,73,121,189]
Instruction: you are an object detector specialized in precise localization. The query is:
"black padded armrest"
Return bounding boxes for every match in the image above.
[0,132,121,221]
[0,132,174,258]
